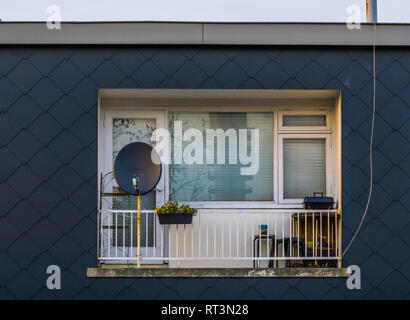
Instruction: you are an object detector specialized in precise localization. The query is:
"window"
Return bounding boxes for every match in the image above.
[101,107,336,209]
[283,115,326,127]
[283,138,326,199]
[279,111,330,131]
[278,110,332,204]
[168,112,274,201]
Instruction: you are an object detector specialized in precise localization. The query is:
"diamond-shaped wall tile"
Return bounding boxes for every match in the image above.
[27,77,63,110]
[7,60,42,93]
[7,130,41,163]
[343,166,369,199]
[27,217,62,249]
[0,147,21,181]
[213,61,249,89]
[6,234,42,267]
[378,132,409,166]
[234,50,269,76]
[49,165,83,198]
[48,235,83,267]
[193,50,228,76]
[69,78,99,111]
[379,97,409,129]
[28,113,63,145]
[7,95,42,128]
[254,61,289,89]
[28,183,62,215]
[296,62,331,89]
[0,112,21,145]
[28,49,65,76]
[48,131,84,162]
[342,96,371,130]
[131,60,166,88]
[379,167,409,199]
[48,201,82,233]
[70,50,105,76]
[360,220,394,252]
[358,152,392,185]
[378,61,409,95]
[337,61,372,94]
[378,271,409,299]
[0,218,21,251]
[379,237,409,269]
[0,49,30,76]
[6,165,41,198]
[70,148,96,180]
[172,61,208,88]
[49,60,84,93]
[0,78,22,111]
[7,270,42,300]
[110,50,146,77]
[29,147,62,180]
[0,183,20,216]
[0,253,20,286]
[361,254,393,286]
[6,200,42,233]
[69,113,97,145]
[276,50,312,76]
[90,60,125,88]
[379,202,409,234]
[150,50,189,77]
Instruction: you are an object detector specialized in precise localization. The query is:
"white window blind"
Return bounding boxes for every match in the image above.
[283,138,326,199]
[169,112,273,201]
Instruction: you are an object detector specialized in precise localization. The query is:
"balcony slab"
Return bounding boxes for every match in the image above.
[87,267,350,278]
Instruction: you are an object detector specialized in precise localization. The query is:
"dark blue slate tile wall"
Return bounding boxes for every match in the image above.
[0,46,408,300]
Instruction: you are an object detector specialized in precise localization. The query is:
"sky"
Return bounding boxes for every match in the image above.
[0,0,408,23]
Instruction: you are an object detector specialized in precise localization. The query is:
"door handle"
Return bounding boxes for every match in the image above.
[155,186,163,192]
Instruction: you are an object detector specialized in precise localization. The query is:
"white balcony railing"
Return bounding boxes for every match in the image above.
[97,209,342,268]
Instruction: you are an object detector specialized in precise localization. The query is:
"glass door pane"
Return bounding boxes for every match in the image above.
[108,116,162,262]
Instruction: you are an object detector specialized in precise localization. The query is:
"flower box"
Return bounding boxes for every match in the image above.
[157,213,194,225]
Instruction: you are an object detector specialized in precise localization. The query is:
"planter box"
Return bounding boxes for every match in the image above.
[157,213,193,225]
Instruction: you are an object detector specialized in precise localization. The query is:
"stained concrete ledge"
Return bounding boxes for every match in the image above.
[87,267,350,278]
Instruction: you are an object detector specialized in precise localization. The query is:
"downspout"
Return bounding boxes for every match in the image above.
[366,0,378,23]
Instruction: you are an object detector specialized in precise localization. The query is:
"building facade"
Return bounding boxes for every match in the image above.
[0,22,409,299]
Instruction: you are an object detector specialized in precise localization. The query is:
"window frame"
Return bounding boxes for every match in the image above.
[277,133,333,204]
[169,109,277,209]
[100,107,336,209]
[278,110,331,132]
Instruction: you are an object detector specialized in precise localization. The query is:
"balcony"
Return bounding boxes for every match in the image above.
[93,209,344,277]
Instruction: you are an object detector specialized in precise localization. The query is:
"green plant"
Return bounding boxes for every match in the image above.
[155,201,198,215]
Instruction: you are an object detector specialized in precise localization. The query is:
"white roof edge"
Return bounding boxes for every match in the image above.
[0,22,409,45]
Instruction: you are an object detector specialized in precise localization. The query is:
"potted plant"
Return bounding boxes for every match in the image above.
[155,201,198,225]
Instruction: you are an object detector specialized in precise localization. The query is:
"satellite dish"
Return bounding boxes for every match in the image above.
[113,142,162,195]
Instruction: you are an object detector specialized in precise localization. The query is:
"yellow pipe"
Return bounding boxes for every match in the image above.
[137,194,141,268]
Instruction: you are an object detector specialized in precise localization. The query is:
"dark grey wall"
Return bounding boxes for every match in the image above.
[0,46,408,300]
